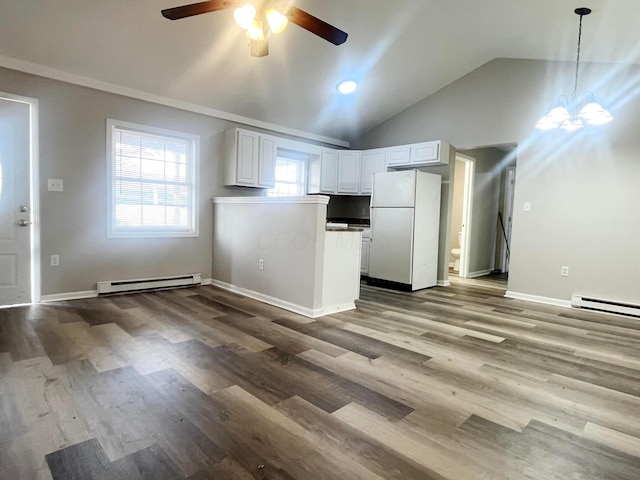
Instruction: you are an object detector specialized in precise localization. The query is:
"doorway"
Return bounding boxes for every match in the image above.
[0,93,39,306]
[498,166,516,273]
[450,153,475,278]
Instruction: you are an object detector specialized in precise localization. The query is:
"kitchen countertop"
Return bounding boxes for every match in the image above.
[325,227,366,232]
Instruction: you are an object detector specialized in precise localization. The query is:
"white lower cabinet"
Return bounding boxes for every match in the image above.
[361,237,371,275]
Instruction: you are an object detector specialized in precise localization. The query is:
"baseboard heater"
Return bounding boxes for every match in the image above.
[571,294,640,318]
[97,274,202,295]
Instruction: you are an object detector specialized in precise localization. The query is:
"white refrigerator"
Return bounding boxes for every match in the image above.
[369,170,441,290]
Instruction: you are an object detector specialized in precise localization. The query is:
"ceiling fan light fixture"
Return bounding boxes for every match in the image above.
[266,7,288,34]
[234,4,256,30]
[246,18,265,41]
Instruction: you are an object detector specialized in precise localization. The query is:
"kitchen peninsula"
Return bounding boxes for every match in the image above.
[211,196,362,318]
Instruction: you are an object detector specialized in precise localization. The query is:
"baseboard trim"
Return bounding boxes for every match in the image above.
[41,290,98,303]
[437,280,451,287]
[40,279,215,303]
[504,291,572,308]
[210,279,353,318]
[467,269,494,279]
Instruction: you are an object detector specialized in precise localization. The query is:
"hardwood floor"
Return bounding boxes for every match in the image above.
[1,277,640,479]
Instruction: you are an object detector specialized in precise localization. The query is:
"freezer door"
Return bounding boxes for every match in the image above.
[369,207,414,284]
[371,170,416,207]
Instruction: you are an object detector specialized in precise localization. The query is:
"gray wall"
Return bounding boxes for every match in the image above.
[0,66,265,296]
[353,58,640,304]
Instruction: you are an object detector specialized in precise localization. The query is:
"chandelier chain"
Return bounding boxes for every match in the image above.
[574,12,584,96]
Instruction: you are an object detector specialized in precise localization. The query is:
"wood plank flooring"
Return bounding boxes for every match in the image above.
[1,275,640,479]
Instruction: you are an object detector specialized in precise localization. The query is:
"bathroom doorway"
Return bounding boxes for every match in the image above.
[450,153,475,278]
[497,166,516,273]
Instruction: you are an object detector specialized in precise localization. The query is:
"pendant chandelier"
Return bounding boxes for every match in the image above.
[536,7,613,131]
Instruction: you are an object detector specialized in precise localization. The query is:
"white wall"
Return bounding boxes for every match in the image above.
[212,197,326,311]
[211,196,361,317]
[353,58,640,305]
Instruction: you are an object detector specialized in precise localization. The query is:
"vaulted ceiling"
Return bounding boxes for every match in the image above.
[0,0,638,142]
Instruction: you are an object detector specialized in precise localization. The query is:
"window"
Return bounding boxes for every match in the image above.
[267,155,306,197]
[107,119,199,238]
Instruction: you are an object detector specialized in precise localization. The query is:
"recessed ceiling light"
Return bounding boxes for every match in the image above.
[337,80,358,94]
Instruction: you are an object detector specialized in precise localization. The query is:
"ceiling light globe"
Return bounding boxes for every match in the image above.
[266,8,288,34]
[234,4,256,30]
[560,118,584,132]
[535,116,560,131]
[337,80,358,94]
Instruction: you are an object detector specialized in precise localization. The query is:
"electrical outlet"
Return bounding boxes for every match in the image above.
[51,254,60,267]
[361,207,367,216]
[48,179,64,192]
[259,259,264,271]
[561,266,569,277]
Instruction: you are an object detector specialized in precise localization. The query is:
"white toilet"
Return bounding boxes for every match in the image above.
[451,232,462,272]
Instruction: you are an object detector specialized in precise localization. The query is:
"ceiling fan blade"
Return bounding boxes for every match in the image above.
[161,0,243,20]
[287,7,348,46]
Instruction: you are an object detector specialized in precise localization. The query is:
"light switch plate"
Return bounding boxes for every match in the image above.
[48,179,64,192]
[523,201,531,212]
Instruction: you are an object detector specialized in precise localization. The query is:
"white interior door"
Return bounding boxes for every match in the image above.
[0,98,31,305]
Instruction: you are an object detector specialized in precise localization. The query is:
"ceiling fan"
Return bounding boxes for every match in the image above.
[161,0,348,57]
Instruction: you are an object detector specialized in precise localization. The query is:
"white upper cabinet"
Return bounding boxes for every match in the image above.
[225,126,447,191]
[337,151,361,194]
[385,145,411,166]
[225,128,277,188]
[320,149,338,193]
[258,134,276,188]
[410,141,440,164]
[308,148,338,194]
[360,149,387,194]
[386,141,448,168]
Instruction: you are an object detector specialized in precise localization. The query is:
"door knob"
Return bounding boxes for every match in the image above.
[18,219,32,227]
[19,205,29,213]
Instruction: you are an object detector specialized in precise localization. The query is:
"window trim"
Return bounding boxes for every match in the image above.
[267,154,308,197]
[106,118,200,239]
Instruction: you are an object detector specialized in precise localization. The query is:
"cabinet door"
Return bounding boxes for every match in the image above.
[320,149,338,193]
[410,141,440,164]
[337,151,361,194]
[258,135,276,188]
[360,149,386,194]
[361,238,370,274]
[235,130,259,186]
[385,145,411,166]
